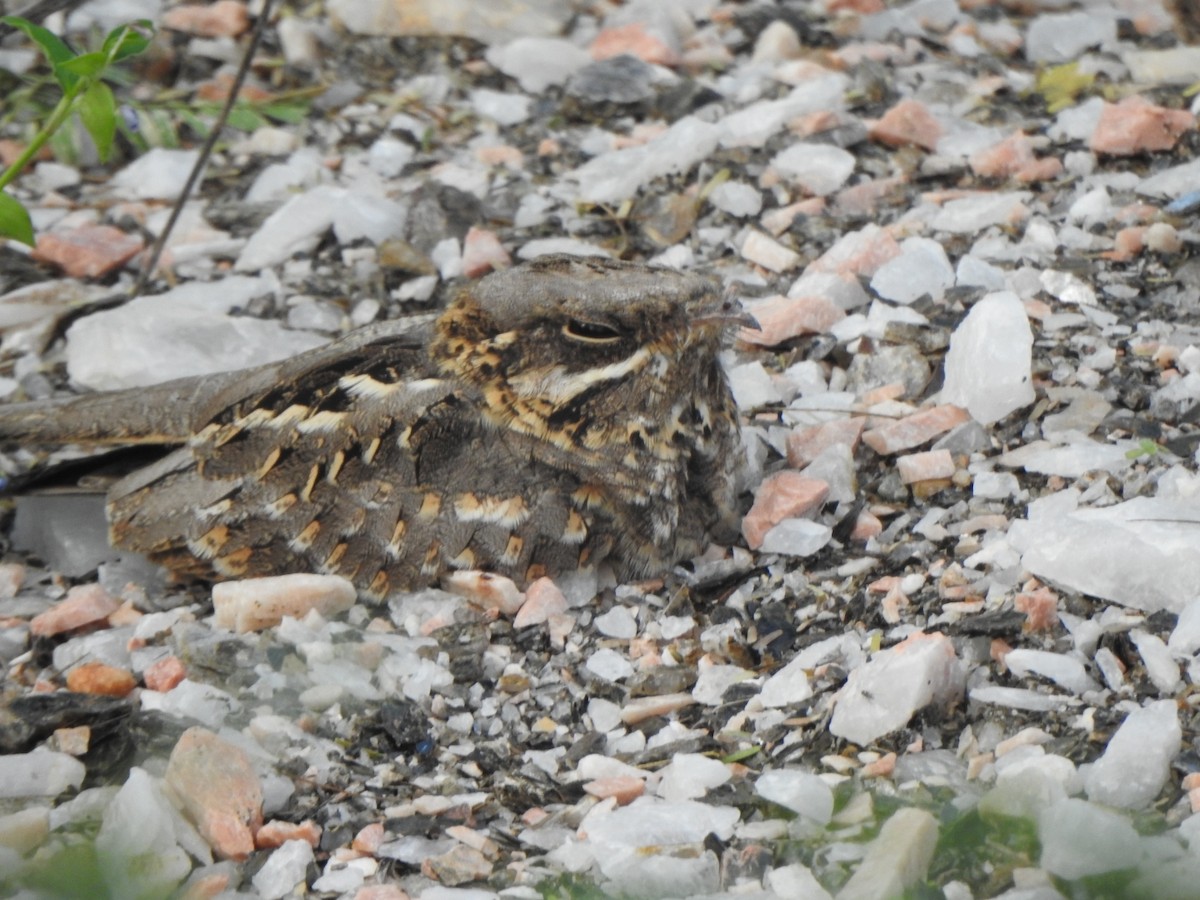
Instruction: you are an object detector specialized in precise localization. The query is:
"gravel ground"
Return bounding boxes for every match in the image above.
[3,0,1200,898]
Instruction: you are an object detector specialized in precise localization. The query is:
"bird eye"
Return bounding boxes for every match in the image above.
[562,319,624,344]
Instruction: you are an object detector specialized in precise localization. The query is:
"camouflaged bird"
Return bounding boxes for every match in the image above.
[1168,0,1200,43]
[0,255,747,597]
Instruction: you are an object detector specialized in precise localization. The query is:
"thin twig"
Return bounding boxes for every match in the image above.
[129,0,276,298]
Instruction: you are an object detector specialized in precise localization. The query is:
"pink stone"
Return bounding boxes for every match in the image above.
[741,230,802,272]
[869,99,942,151]
[162,0,249,37]
[445,824,501,858]
[32,225,144,278]
[108,600,142,627]
[0,807,50,855]
[1023,298,1052,320]
[862,405,970,455]
[760,198,825,235]
[521,807,550,826]
[860,382,905,406]
[787,108,844,137]
[30,583,119,637]
[144,655,187,692]
[896,449,955,484]
[66,661,136,697]
[786,418,866,468]
[833,42,903,67]
[352,822,385,855]
[742,471,831,550]
[739,294,845,346]
[1090,95,1195,156]
[548,612,575,648]
[825,0,885,11]
[461,226,511,279]
[0,563,25,599]
[1019,157,1065,183]
[895,630,957,656]
[971,132,1032,177]
[514,577,568,628]
[1014,586,1059,632]
[620,692,695,724]
[474,144,524,170]
[211,573,356,633]
[256,819,321,848]
[1103,226,1146,261]
[868,575,903,595]
[805,223,902,277]
[165,727,264,860]
[583,776,645,805]
[969,132,1063,183]
[51,725,91,755]
[833,175,906,215]
[443,571,525,616]
[1115,202,1158,225]
[850,510,883,540]
[353,887,411,900]
[861,751,896,778]
[177,873,232,900]
[590,23,679,66]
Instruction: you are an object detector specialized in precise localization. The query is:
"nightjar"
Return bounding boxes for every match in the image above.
[0,254,748,597]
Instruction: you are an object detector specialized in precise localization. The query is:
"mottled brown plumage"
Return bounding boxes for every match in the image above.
[1168,0,1200,43]
[0,255,747,596]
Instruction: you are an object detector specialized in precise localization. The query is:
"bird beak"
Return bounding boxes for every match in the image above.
[694,299,759,331]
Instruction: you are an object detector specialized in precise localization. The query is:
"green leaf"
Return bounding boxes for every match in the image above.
[58,51,106,79]
[0,16,74,66]
[101,20,154,64]
[49,127,77,166]
[262,102,309,125]
[226,106,266,131]
[1125,438,1162,460]
[0,191,35,246]
[721,746,762,764]
[77,80,117,161]
[1,15,77,89]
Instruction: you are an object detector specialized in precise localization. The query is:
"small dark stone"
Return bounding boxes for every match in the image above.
[566,55,656,106]
[0,692,132,754]
[371,699,432,754]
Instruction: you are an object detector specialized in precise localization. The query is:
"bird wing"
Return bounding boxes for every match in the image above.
[0,317,435,446]
[98,318,598,593]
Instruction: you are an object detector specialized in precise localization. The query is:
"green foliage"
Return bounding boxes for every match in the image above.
[721,744,761,764]
[1035,61,1096,114]
[0,188,33,245]
[0,16,154,245]
[1125,438,1162,459]
[4,838,109,898]
[539,872,615,900]
[927,809,1040,894]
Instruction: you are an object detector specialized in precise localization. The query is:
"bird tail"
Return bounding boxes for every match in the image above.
[0,376,233,446]
[0,318,434,448]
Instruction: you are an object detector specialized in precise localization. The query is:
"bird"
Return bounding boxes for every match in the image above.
[0,254,749,597]
[1167,0,1200,43]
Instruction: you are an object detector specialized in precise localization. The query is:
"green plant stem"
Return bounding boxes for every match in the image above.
[0,81,82,192]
